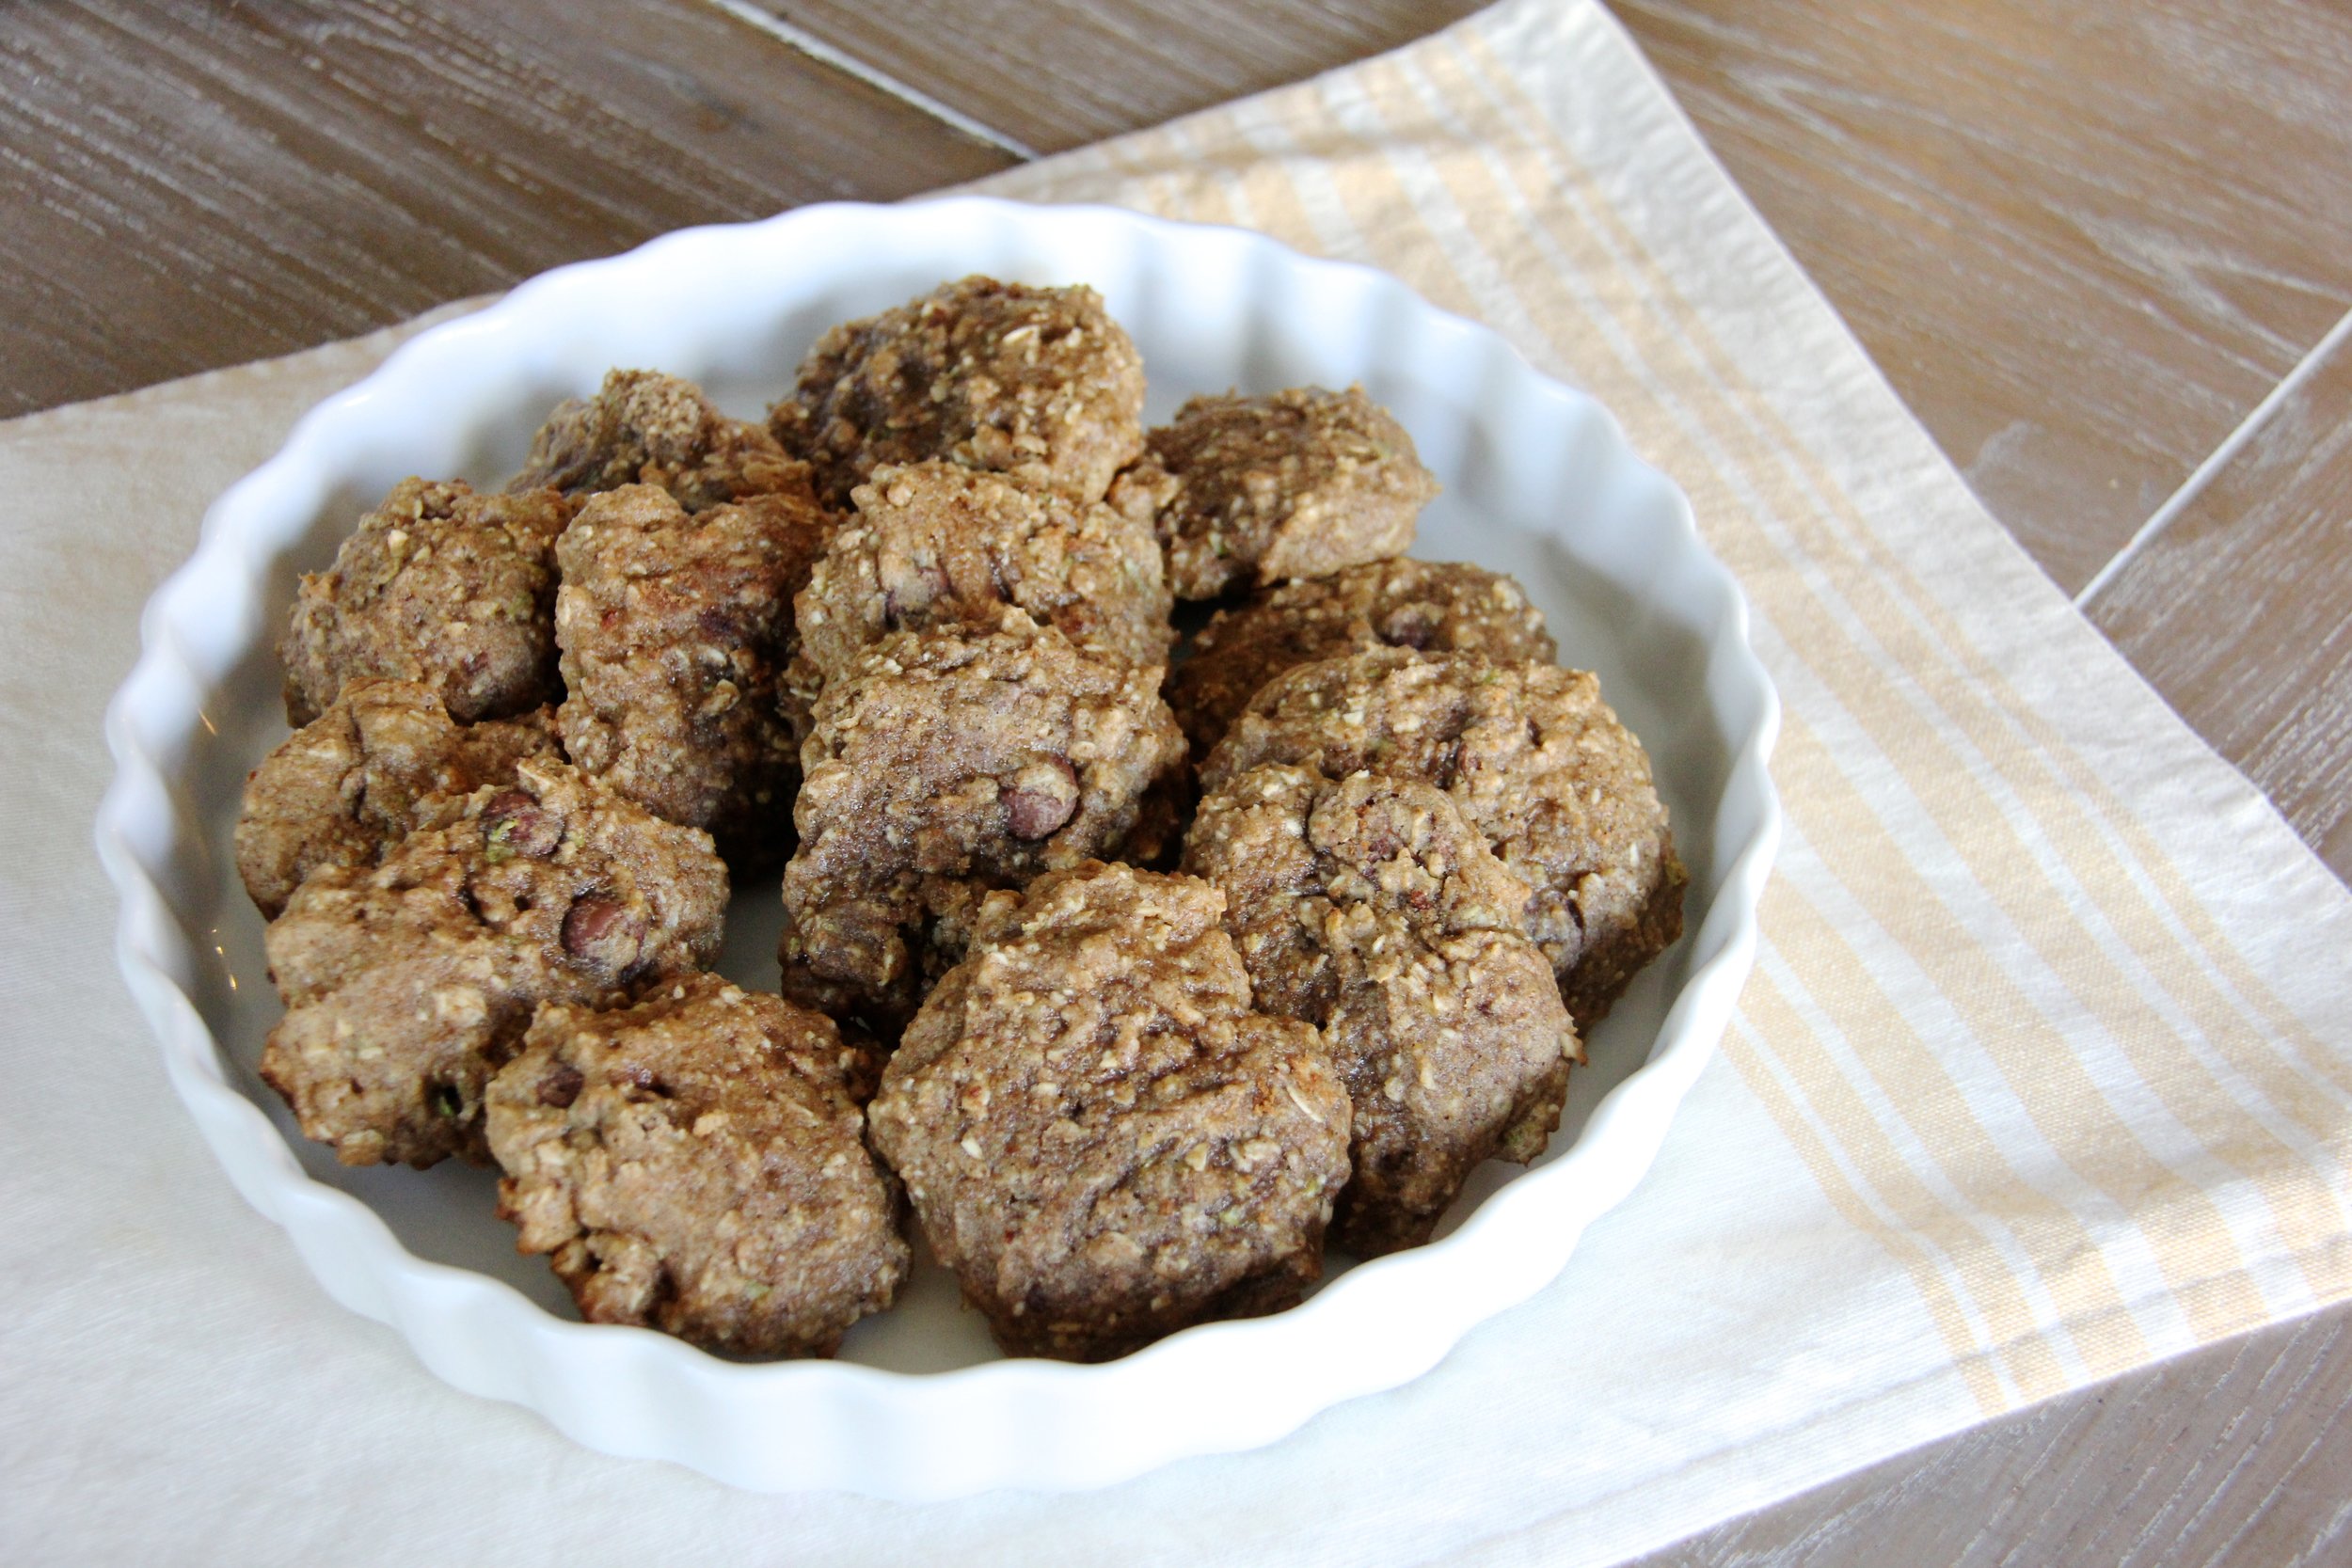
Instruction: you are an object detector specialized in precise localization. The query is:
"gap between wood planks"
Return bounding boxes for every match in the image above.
[699,0,1043,159]
[2077,302,2352,609]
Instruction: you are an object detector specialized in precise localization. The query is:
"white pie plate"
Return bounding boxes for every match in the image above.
[96,197,1779,1499]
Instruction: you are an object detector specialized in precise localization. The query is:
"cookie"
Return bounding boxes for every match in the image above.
[280,478,572,726]
[509,368,816,514]
[1204,649,1683,1028]
[234,678,560,918]
[866,862,1351,1360]
[772,277,1145,508]
[259,756,728,1168]
[1168,559,1555,755]
[780,610,1185,1031]
[1184,765,1579,1255]
[553,483,834,865]
[1136,386,1438,600]
[792,459,1172,691]
[487,973,906,1357]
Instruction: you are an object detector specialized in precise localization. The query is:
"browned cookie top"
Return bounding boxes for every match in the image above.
[234,678,560,919]
[260,755,727,1169]
[509,368,816,515]
[1184,766,1579,1256]
[553,483,834,866]
[866,861,1351,1361]
[771,277,1145,508]
[792,460,1173,689]
[280,478,573,726]
[780,610,1185,1031]
[1140,385,1438,600]
[1204,648,1683,1028]
[1168,559,1555,755]
[487,973,907,1358]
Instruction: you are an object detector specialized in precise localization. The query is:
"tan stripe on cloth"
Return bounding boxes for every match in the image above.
[993,0,2352,1416]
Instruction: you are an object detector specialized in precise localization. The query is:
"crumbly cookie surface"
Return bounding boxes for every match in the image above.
[1204,649,1684,1028]
[487,973,906,1357]
[259,756,727,1168]
[780,610,1186,1030]
[280,477,572,726]
[1142,386,1438,600]
[553,483,834,865]
[235,679,560,919]
[866,862,1351,1361]
[509,368,814,514]
[1169,559,1555,756]
[1184,766,1578,1255]
[792,460,1172,689]
[771,277,1145,508]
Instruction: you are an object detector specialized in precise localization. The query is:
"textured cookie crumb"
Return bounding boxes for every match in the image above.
[488,973,906,1357]
[866,862,1351,1360]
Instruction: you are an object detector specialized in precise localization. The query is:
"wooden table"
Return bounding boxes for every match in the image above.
[7,1,2346,1559]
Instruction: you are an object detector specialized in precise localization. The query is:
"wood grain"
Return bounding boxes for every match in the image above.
[1633,1303,2352,1566]
[753,0,1490,156]
[0,0,1012,417]
[2082,322,2352,882]
[1605,0,2352,594]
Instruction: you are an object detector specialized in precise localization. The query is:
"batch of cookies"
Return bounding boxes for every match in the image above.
[239,276,1686,1363]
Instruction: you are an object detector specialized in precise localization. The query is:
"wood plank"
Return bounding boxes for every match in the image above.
[2082,323,2352,883]
[0,0,1014,417]
[1604,0,2352,595]
[753,0,1490,157]
[1631,1303,2352,1566]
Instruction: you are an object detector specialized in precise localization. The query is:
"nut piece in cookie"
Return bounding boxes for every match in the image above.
[487,973,907,1357]
[280,477,572,726]
[235,678,561,918]
[771,277,1145,508]
[866,862,1352,1361]
[793,460,1173,690]
[1138,386,1438,601]
[259,756,728,1169]
[1184,766,1579,1256]
[508,368,815,514]
[554,483,834,866]
[1205,649,1684,1029]
[780,610,1187,1031]
[1169,559,1555,756]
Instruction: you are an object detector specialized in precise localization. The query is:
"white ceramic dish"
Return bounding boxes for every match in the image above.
[97,198,1779,1499]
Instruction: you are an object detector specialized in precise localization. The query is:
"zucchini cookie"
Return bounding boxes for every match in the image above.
[772,277,1145,508]
[1205,648,1683,1028]
[867,862,1351,1360]
[488,973,906,1357]
[259,756,727,1168]
[1185,765,1578,1255]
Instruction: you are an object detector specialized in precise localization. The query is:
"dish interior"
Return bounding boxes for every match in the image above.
[170,238,1737,1374]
